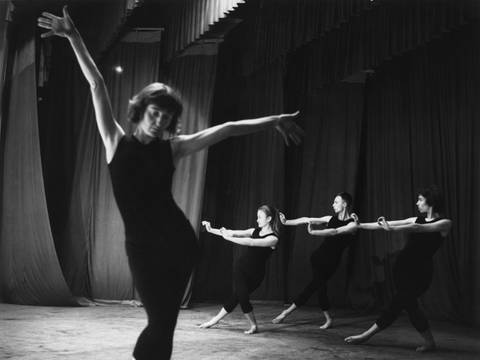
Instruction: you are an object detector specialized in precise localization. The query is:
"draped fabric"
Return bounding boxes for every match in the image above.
[165,0,246,59]
[0,1,12,140]
[0,26,74,305]
[166,49,218,306]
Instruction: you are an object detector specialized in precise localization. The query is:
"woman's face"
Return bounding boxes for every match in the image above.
[257,210,271,228]
[332,196,346,214]
[138,104,174,137]
[416,195,430,213]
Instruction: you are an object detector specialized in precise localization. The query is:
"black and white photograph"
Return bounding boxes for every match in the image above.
[0,0,479,359]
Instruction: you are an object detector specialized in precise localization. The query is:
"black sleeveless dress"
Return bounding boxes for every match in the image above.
[108,135,198,360]
[223,228,276,313]
[376,216,446,331]
[294,216,356,310]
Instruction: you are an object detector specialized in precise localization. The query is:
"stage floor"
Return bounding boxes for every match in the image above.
[1,302,479,359]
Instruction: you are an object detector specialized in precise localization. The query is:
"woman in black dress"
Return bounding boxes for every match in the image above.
[344,186,452,352]
[271,192,358,329]
[199,205,280,334]
[37,8,303,360]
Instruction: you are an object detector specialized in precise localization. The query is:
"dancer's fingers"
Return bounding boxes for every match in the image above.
[37,23,52,30]
[41,30,55,38]
[41,12,60,20]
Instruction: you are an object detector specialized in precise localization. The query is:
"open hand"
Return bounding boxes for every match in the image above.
[275,111,304,146]
[37,6,75,39]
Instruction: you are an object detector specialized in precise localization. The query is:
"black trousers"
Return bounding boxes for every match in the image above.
[294,248,341,310]
[375,260,432,333]
[127,241,197,360]
[224,267,265,314]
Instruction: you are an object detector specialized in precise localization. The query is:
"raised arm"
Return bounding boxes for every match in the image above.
[171,111,303,161]
[307,221,357,236]
[37,6,123,162]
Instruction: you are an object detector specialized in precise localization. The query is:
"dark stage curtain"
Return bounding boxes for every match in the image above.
[195,56,289,302]
[195,2,480,325]
[0,26,75,305]
[355,23,480,322]
[60,41,161,300]
[166,47,218,306]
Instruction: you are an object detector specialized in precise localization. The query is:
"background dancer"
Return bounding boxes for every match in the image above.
[272,193,358,329]
[199,205,280,334]
[344,186,452,352]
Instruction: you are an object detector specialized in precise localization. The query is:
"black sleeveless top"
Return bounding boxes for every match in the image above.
[397,216,445,266]
[108,135,196,252]
[318,216,356,259]
[236,228,277,275]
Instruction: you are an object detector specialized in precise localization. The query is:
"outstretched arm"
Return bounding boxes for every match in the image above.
[202,221,254,238]
[381,218,452,236]
[279,212,331,226]
[307,221,357,236]
[221,234,278,248]
[37,6,123,162]
[171,111,303,161]
[358,216,417,230]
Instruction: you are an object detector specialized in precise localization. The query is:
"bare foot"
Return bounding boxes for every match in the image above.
[272,312,287,324]
[198,319,218,329]
[344,333,372,344]
[416,342,436,352]
[319,318,332,329]
[244,325,258,335]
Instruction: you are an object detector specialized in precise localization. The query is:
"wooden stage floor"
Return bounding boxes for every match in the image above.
[1,302,479,359]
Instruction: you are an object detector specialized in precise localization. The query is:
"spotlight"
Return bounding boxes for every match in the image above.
[114,65,123,74]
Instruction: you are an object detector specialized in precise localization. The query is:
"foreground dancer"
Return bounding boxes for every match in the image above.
[344,186,452,352]
[272,193,358,329]
[38,8,302,359]
[199,205,281,334]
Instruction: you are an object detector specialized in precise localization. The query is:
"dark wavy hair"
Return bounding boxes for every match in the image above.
[417,185,445,214]
[127,82,183,135]
[336,192,353,212]
[258,205,281,236]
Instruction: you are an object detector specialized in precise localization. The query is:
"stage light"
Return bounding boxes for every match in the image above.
[114,65,123,74]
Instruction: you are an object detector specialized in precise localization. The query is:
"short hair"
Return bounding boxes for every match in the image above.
[336,192,353,211]
[417,185,445,214]
[127,83,183,135]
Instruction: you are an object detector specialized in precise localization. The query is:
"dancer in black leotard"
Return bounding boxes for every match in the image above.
[272,193,358,329]
[345,186,452,352]
[38,8,303,359]
[199,205,280,334]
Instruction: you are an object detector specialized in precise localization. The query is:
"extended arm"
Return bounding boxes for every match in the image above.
[171,111,303,161]
[308,221,357,236]
[38,7,123,162]
[358,217,417,230]
[202,221,254,238]
[279,212,331,226]
[383,218,452,236]
[221,234,279,248]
